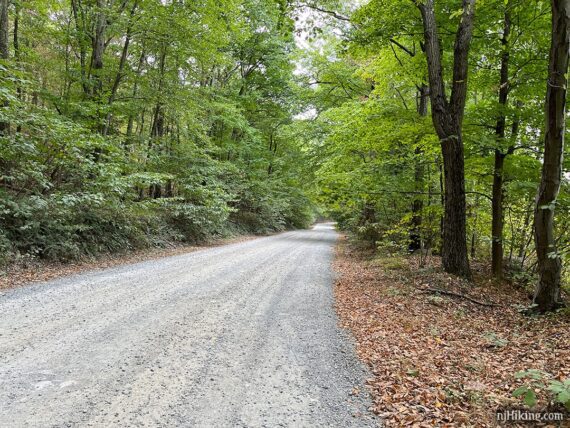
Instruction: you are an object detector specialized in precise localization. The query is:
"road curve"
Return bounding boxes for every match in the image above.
[0,223,376,427]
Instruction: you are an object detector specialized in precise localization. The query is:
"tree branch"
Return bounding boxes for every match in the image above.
[302,2,351,22]
[418,287,498,307]
[389,38,416,57]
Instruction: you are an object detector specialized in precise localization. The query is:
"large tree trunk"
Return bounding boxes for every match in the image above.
[416,0,475,278]
[440,132,470,277]
[533,0,569,312]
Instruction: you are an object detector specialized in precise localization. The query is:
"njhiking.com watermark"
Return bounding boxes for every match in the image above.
[496,408,566,423]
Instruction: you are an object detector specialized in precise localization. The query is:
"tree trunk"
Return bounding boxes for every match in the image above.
[409,84,429,252]
[416,0,475,278]
[470,193,480,259]
[90,0,106,99]
[0,0,9,135]
[150,47,167,139]
[533,0,569,312]
[126,47,146,146]
[71,0,90,96]
[491,151,506,277]
[437,156,444,249]
[440,133,471,277]
[13,1,18,61]
[0,0,8,59]
[517,200,533,261]
[103,0,139,136]
[147,48,167,199]
[491,8,511,279]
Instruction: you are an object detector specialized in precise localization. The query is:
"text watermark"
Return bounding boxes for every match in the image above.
[496,409,566,423]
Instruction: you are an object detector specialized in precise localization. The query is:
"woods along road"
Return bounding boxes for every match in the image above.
[0,223,376,427]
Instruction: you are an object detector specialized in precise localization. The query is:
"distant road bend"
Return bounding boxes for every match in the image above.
[0,223,376,427]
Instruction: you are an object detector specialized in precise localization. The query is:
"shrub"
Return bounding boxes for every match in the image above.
[512,369,570,410]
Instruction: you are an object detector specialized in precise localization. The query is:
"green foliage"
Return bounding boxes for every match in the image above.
[482,331,509,348]
[513,370,570,410]
[0,0,314,265]
[298,0,568,294]
[549,379,570,410]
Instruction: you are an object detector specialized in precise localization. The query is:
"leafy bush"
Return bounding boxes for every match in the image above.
[0,192,148,261]
[513,369,570,410]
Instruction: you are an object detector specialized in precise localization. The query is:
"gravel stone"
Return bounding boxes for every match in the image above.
[0,223,378,427]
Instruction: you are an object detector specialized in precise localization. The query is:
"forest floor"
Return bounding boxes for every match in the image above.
[0,235,257,290]
[334,235,570,427]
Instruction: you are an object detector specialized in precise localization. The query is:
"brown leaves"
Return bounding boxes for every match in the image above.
[333,236,570,427]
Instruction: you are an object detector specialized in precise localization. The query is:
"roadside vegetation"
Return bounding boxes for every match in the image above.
[0,0,315,269]
[302,0,569,314]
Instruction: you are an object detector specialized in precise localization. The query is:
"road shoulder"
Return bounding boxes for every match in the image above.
[0,235,258,290]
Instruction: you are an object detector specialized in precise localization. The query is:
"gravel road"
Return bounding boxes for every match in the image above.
[0,223,377,427]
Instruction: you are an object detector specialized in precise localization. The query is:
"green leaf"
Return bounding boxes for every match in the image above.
[449,8,464,19]
[557,390,570,405]
[523,390,537,407]
[513,386,529,397]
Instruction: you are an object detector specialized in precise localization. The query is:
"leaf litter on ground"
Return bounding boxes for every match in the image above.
[333,236,569,427]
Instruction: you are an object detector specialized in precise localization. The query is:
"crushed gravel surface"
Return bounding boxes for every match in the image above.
[0,223,377,427]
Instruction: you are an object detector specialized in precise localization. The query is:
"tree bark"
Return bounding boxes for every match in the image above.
[415,0,475,278]
[533,0,569,312]
[491,151,506,277]
[90,0,106,99]
[410,84,429,251]
[0,0,9,135]
[491,8,511,279]
[0,0,8,60]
